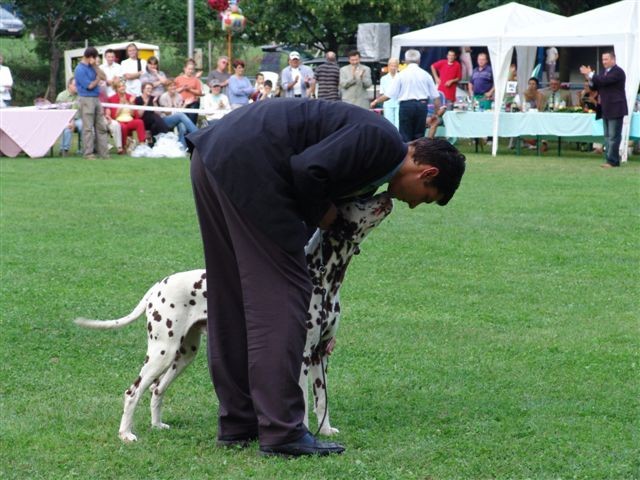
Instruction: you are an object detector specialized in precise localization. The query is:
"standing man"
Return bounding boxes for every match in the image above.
[74,47,109,159]
[280,51,315,99]
[100,48,123,97]
[431,49,462,106]
[339,50,372,109]
[545,46,559,82]
[121,43,146,97]
[468,52,494,110]
[314,51,340,101]
[0,53,13,107]
[206,56,231,94]
[580,51,628,168]
[188,98,465,457]
[374,49,440,142]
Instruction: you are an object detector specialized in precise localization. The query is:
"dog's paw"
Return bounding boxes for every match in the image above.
[152,422,171,430]
[119,431,138,443]
[319,425,340,436]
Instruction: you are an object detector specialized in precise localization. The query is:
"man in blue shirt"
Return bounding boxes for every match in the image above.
[74,47,109,159]
[468,52,494,110]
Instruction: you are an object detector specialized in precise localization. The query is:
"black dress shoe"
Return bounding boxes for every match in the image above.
[259,432,345,457]
[217,433,258,448]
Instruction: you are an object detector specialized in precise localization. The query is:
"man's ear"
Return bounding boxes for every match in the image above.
[419,166,439,180]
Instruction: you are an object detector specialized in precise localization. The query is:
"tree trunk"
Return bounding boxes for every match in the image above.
[48,43,61,102]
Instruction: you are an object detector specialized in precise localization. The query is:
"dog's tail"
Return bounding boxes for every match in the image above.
[74,284,155,330]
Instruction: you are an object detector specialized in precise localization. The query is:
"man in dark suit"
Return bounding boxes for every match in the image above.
[188,99,465,457]
[580,51,628,168]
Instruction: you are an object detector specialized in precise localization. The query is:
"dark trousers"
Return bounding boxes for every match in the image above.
[190,152,310,446]
[399,99,428,142]
[185,100,200,126]
[603,117,623,166]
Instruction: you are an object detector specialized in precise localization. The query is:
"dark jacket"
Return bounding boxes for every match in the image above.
[187,99,406,252]
[590,64,627,120]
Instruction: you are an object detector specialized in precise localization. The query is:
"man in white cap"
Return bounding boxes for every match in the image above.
[280,51,315,98]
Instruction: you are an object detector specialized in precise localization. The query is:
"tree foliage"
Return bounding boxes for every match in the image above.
[18,0,121,100]
[115,0,221,43]
[240,0,441,53]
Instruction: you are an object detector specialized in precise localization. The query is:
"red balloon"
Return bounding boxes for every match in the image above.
[207,0,229,12]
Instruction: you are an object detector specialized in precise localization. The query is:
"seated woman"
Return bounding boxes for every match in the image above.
[523,77,544,111]
[517,78,546,151]
[157,79,199,148]
[136,82,170,145]
[106,80,146,149]
[200,79,231,125]
[140,56,169,98]
[579,81,599,112]
[174,59,202,124]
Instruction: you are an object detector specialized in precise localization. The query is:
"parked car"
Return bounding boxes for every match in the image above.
[0,7,24,37]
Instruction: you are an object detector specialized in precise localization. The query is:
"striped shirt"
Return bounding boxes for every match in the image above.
[314,62,340,101]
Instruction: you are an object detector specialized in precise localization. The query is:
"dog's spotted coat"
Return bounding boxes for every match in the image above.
[75,193,393,442]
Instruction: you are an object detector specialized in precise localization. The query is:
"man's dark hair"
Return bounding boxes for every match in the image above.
[104,48,116,56]
[264,79,273,88]
[83,47,99,58]
[602,50,616,59]
[411,137,466,206]
[347,50,360,58]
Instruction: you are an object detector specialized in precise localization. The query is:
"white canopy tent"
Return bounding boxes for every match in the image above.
[391,3,564,154]
[497,0,640,161]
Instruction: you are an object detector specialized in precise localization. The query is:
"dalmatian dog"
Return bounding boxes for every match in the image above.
[74,192,393,442]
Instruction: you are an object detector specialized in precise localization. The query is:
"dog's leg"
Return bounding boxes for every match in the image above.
[311,348,339,436]
[299,358,311,429]
[150,327,202,430]
[119,354,172,442]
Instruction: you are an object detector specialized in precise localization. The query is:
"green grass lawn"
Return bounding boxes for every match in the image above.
[1,152,639,479]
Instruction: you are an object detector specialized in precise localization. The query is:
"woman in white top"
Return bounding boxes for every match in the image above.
[200,81,231,124]
[370,58,400,130]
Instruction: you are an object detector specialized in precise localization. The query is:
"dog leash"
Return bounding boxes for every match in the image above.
[313,236,330,438]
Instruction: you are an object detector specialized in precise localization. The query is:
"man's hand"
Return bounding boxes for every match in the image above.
[318,203,337,230]
[94,67,106,81]
[579,65,592,76]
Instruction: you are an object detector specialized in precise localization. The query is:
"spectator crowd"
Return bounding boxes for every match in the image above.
[6,42,630,161]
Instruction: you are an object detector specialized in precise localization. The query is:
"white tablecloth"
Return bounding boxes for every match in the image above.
[442,111,608,138]
[0,107,76,158]
[443,111,640,138]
